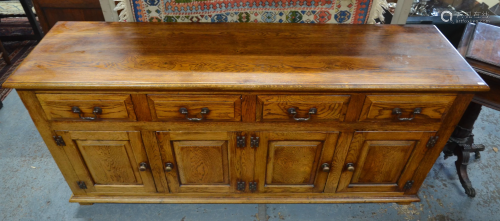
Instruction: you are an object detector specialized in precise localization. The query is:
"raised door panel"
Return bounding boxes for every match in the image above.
[266,141,322,185]
[156,132,239,193]
[255,132,339,193]
[336,132,435,193]
[173,141,229,185]
[56,131,157,193]
[77,140,139,185]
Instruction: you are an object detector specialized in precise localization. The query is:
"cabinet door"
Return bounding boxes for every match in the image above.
[337,132,435,193]
[56,131,157,193]
[255,132,339,193]
[156,132,239,193]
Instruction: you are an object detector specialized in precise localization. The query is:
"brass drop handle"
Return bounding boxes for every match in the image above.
[72,106,102,121]
[179,107,210,121]
[321,163,331,172]
[392,107,422,121]
[165,163,174,172]
[287,107,317,121]
[346,163,355,172]
[139,162,148,171]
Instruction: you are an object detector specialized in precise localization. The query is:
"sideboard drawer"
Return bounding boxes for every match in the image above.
[147,95,242,122]
[256,95,350,122]
[37,94,137,121]
[359,95,456,122]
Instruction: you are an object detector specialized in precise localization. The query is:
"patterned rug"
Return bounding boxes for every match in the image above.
[0,18,37,101]
[132,0,376,24]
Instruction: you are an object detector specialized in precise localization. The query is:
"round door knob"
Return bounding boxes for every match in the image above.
[165,163,174,172]
[346,163,355,172]
[139,162,148,171]
[321,163,330,172]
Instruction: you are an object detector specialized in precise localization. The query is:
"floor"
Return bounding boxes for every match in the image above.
[0,91,499,221]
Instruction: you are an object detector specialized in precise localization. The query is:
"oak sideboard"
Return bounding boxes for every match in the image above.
[3,22,489,205]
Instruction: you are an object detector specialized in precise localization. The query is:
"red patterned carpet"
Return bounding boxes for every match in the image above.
[0,18,38,101]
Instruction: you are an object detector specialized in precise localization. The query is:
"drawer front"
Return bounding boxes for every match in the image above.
[147,95,242,122]
[37,94,136,121]
[359,95,456,122]
[256,95,350,122]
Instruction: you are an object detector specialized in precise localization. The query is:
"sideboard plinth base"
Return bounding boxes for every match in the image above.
[69,195,420,204]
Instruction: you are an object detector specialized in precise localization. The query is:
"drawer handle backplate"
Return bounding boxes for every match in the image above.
[179,107,210,121]
[287,107,317,121]
[392,107,422,121]
[72,106,102,121]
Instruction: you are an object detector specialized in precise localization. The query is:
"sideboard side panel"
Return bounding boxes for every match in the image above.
[17,90,86,195]
[406,93,474,195]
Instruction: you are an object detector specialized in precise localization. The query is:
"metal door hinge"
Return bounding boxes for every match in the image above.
[237,181,245,191]
[249,182,257,192]
[250,137,259,148]
[237,136,246,148]
[403,180,414,190]
[77,181,87,189]
[53,136,66,146]
[427,136,439,148]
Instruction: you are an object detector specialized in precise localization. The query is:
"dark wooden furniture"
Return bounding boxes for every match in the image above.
[3,22,488,205]
[444,22,500,197]
[31,0,104,33]
[0,39,11,64]
[0,0,44,41]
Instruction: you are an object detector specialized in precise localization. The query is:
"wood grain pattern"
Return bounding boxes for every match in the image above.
[76,140,138,185]
[173,141,228,184]
[466,22,500,66]
[32,0,104,33]
[37,94,136,121]
[5,23,488,204]
[50,120,444,133]
[130,94,152,121]
[255,132,338,193]
[239,132,255,193]
[337,132,432,193]
[69,194,420,204]
[141,131,168,193]
[352,141,415,183]
[266,141,323,184]
[147,95,241,122]
[156,131,239,193]
[2,22,488,92]
[406,94,475,195]
[16,90,86,195]
[359,95,456,122]
[256,95,350,122]
[323,132,354,193]
[242,95,256,122]
[57,131,157,193]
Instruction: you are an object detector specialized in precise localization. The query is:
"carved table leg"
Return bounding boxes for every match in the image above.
[443,102,485,197]
[454,144,475,197]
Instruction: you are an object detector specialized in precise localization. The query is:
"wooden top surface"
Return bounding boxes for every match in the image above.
[3,22,488,92]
